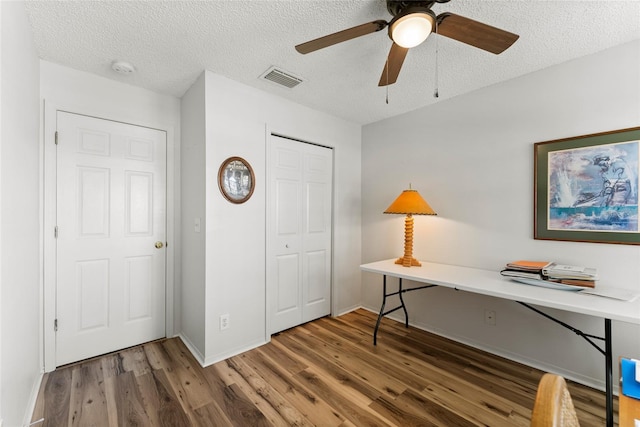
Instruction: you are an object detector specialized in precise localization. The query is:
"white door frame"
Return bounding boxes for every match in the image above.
[42,100,177,372]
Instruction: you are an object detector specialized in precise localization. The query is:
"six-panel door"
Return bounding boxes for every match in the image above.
[55,111,166,366]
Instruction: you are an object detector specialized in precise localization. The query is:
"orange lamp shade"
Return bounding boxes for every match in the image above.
[384,189,436,215]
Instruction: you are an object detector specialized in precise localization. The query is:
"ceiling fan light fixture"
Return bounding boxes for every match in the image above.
[389,9,435,48]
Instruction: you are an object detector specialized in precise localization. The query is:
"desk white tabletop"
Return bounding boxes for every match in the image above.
[361,259,640,325]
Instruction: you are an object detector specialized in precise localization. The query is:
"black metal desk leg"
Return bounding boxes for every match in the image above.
[372,276,434,345]
[373,275,387,346]
[397,278,409,328]
[605,318,613,427]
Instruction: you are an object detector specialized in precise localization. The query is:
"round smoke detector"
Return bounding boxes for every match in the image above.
[111,61,136,75]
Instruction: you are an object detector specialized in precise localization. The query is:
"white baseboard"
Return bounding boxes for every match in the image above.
[333,304,363,318]
[203,338,267,368]
[23,371,44,427]
[177,333,206,366]
[178,332,268,368]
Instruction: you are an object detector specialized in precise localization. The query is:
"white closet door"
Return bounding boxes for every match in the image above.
[56,111,166,366]
[267,135,333,334]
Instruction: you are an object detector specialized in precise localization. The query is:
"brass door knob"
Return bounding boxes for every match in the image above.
[155,241,164,249]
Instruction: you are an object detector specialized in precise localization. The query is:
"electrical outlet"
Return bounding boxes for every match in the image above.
[220,313,230,330]
[484,309,496,326]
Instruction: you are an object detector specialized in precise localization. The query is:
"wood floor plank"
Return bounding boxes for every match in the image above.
[32,308,613,427]
[102,369,119,427]
[198,358,271,426]
[273,331,389,403]
[135,370,192,427]
[160,339,216,412]
[68,360,109,426]
[301,320,433,391]
[414,383,524,427]
[101,353,126,379]
[287,325,408,399]
[120,346,153,377]
[39,366,72,426]
[223,355,312,427]
[369,393,450,427]
[191,401,235,427]
[243,346,348,426]
[142,340,174,371]
[253,335,309,375]
[294,367,395,427]
[224,382,271,426]
[376,324,542,408]
[107,371,153,426]
[216,357,304,425]
[163,364,214,412]
[160,337,202,372]
[322,312,532,425]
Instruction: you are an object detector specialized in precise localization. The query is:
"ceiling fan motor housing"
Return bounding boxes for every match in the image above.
[386,0,448,17]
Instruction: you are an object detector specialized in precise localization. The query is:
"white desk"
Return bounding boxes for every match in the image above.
[361,259,640,427]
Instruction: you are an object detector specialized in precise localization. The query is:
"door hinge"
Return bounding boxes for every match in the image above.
[54,319,58,332]
[54,226,58,238]
[55,131,58,145]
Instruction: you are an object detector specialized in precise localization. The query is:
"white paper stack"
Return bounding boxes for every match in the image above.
[542,263,598,280]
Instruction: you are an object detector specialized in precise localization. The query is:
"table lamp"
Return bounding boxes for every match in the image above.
[384,186,437,267]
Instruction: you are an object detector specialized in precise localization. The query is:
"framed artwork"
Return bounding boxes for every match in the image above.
[534,127,640,245]
[218,156,255,204]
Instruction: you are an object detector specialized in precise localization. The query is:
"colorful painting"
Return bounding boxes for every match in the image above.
[534,127,640,245]
[548,141,639,232]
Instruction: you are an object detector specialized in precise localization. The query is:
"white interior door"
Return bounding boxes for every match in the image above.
[55,111,166,366]
[267,135,333,334]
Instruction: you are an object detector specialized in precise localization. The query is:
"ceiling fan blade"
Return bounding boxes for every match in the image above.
[295,20,388,54]
[436,13,519,54]
[378,43,409,87]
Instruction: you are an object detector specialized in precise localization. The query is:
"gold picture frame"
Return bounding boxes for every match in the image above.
[218,156,255,204]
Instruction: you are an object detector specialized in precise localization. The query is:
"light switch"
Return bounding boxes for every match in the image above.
[194,218,201,233]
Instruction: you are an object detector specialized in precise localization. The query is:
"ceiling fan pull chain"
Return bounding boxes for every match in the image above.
[385,60,390,104]
[434,19,439,98]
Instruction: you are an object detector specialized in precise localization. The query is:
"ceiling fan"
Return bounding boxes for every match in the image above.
[295,0,519,87]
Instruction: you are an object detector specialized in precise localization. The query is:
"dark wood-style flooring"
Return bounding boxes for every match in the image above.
[31,309,615,426]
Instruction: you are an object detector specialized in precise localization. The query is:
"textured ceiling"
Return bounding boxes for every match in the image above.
[24,0,640,125]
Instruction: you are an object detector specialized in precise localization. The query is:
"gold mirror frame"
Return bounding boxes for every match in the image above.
[217,156,255,204]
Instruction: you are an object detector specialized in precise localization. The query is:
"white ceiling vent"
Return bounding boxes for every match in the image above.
[260,67,303,89]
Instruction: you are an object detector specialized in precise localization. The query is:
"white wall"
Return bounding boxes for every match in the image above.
[179,73,207,359]
[204,72,363,323]
[362,40,640,391]
[179,71,362,365]
[0,2,41,425]
[39,61,182,370]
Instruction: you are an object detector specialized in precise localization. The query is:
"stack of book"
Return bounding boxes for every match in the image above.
[501,260,598,288]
